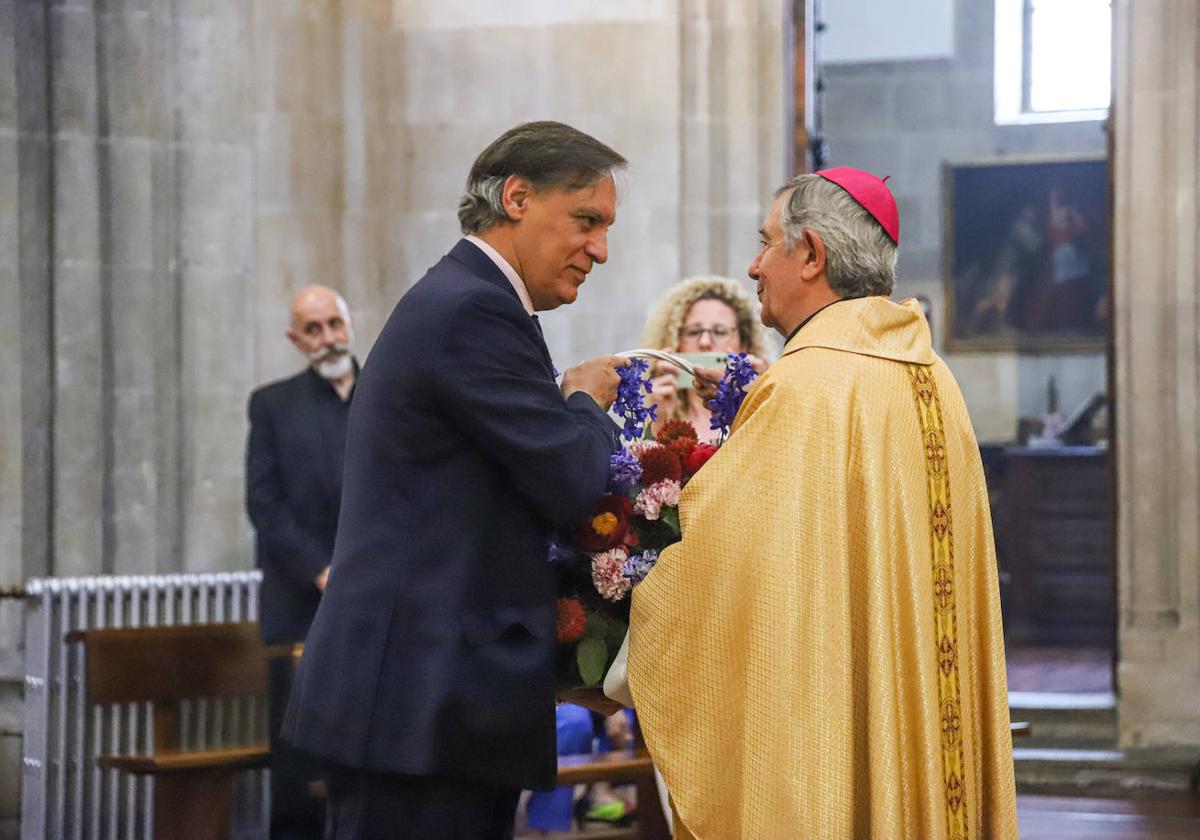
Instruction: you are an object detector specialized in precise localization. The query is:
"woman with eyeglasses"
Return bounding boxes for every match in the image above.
[639,276,771,443]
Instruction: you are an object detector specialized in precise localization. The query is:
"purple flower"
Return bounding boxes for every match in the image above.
[546,539,581,567]
[614,358,658,441]
[607,449,643,494]
[622,549,658,584]
[707,353,759,438]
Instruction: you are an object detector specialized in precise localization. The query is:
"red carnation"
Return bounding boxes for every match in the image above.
[556,598,586,643]
[637,446,683,486]
[656,419,699,446]
[573,495,634,551]
[684,443,718,475]
[668,437,697,465]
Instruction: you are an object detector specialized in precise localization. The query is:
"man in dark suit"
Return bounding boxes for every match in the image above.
[247,284,358,839]
[284,121,629,839]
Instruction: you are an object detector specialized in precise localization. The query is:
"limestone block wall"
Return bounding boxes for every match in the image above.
[245,0,787,384]
[817,0,1107,442]
[245,0,786,378]
[0,4,33,829]
[0,1,786,830]
[0,0,785,586]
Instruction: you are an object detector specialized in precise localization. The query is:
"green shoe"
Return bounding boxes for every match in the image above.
[584,801,627,822]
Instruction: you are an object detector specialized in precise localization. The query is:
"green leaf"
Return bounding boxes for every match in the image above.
[576,634,609,686]
[604,617,628,647]
[659,506,680,535]
[584,610,610,638]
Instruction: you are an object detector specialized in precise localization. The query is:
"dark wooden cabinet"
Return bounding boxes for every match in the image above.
[996,446,1114,646]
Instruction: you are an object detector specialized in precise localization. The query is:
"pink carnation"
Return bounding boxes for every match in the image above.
[634,479,682,520]
[591,547,632,602]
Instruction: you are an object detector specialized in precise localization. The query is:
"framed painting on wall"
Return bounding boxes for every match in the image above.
[943,154,1109,351]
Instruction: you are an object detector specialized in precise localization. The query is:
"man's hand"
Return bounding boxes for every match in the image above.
[692,366,723,402]
[561,355,628,410]
[604,708,632,749]
[315,566,330,592]
[692,353,768,402]
[646,349,680,418]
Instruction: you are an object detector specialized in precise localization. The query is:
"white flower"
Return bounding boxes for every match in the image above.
[591,547,632,601]
[634,479,682,520]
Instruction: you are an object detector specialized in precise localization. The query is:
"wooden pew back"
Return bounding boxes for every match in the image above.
[70,622,266,708]
[68,622,271,838]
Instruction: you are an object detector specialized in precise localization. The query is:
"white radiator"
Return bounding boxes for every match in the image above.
[20,572,269,839]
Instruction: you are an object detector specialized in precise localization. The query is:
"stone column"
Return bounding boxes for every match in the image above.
[102,0,178,575]
[0,0,257,585]
[337,0,395,349]
[47,0,106,578]
[176,0,255,571]
[1112,0,1200,748]
[250,0,346,384]
[3,1,54,590]
[680,0,786,283]
[1,2,54,832]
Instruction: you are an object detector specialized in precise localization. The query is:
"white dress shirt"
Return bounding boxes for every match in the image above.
[465,234,534,316]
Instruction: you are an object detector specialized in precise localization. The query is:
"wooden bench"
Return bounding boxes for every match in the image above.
[69,622,271,840]
[556,748,671,840]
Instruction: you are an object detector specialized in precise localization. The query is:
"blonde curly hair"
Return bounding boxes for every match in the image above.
[639,275,770,357]
[639,276,771,423]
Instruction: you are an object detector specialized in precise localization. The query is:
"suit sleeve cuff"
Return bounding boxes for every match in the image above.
[565,391,621,449]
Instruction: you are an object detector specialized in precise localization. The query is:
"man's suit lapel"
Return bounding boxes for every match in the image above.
[447,239,557,381]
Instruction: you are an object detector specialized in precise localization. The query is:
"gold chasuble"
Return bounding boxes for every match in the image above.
[628,297,1018,840]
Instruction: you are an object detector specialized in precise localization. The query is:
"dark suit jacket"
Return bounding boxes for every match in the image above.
[283,239,618,790]
[246,367,353,644]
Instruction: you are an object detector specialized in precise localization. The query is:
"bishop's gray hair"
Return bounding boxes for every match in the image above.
[775,174,897,298]
[458,121,628,235]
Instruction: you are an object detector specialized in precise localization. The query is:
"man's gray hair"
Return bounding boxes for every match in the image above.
[458,121,628,235]
[775,174,897,297]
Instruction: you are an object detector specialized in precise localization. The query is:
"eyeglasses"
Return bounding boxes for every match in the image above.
[679,325,738,342]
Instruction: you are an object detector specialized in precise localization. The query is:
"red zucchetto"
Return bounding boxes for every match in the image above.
[816,166,900,245]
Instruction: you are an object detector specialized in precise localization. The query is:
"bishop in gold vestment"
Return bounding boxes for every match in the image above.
[627,170,1018,839]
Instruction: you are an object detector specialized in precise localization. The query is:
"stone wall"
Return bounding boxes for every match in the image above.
[1112,0,1200,749]
[1,2,258,830]
[0,1,785,832]
[817,0,1107,442]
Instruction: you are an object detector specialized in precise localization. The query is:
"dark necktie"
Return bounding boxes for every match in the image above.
[529,315,558,378]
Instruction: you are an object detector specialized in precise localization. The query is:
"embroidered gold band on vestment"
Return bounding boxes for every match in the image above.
[907,364,970,840]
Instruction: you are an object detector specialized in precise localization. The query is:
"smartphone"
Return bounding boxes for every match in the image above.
[675,352,729,390]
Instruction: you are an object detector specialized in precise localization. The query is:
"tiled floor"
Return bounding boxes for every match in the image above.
[518,796,1200,839]
[1018,794,1200,839]
[1006,645,1113,692]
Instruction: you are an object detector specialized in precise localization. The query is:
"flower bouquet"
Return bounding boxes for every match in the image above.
[550,353,759,689]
